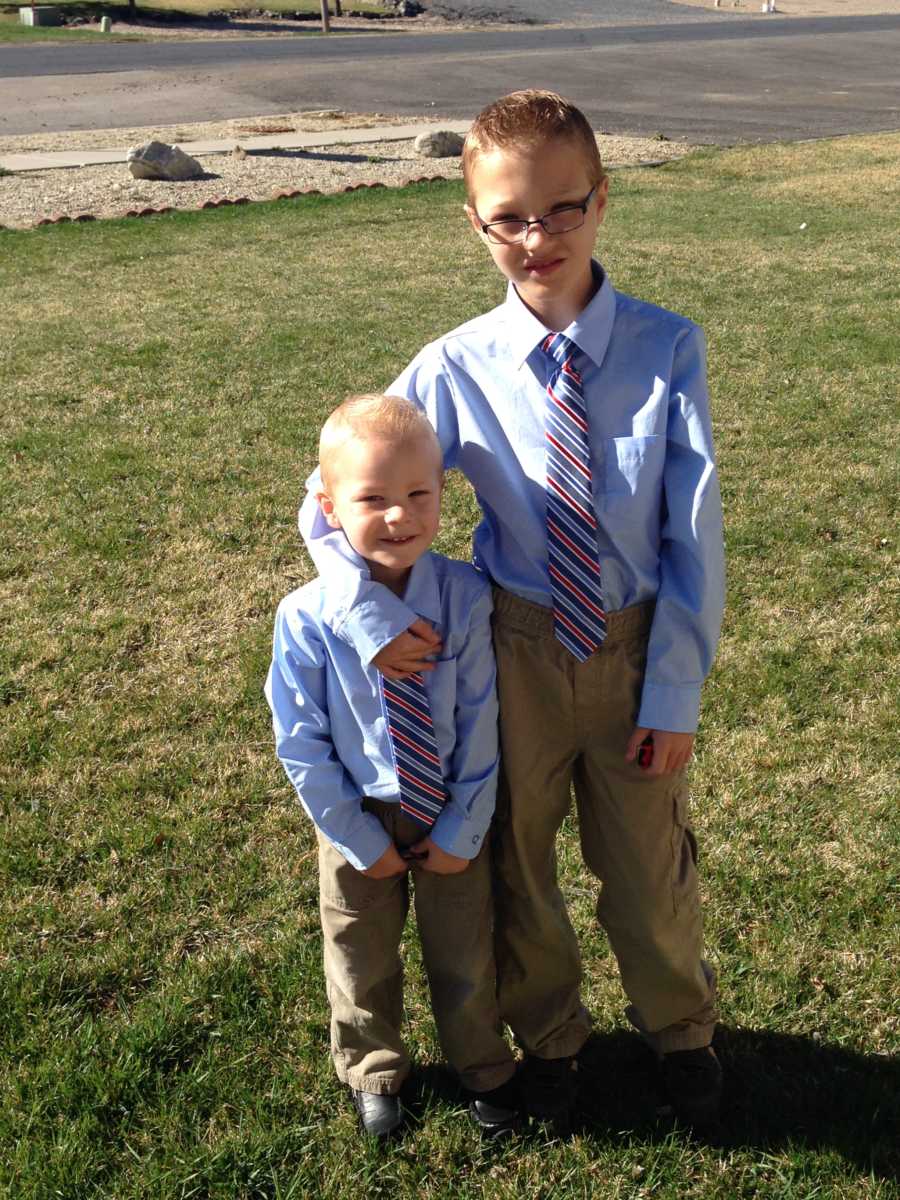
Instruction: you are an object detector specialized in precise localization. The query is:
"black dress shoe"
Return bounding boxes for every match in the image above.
[468,1076,522,1140]
[661,1046,722,1130]
[521,1055,576,1135]
[351,1089,404,1139]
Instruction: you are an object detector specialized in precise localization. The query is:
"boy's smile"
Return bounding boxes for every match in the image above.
[466,137,608,331]
[316,430,443,595]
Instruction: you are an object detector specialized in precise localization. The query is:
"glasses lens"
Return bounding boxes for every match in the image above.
[542,207,585,235]
[486,221,528,244]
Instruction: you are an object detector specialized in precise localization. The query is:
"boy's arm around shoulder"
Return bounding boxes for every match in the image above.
[264,593,392,870]
[638,323,725,735]
[428,569,499,863]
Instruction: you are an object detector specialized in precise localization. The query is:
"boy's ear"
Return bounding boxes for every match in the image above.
[594,177,610,225]
[315,490,342,530]
[464,203,484,237]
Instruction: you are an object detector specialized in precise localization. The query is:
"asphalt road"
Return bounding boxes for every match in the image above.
[2,12,899,142]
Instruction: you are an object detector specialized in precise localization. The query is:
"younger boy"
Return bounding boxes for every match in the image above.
[265,394,519,1141]
[299,92,725,1131]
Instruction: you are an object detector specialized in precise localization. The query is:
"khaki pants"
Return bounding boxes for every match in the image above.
[491,591,717,1058]
[318,799,516,1095]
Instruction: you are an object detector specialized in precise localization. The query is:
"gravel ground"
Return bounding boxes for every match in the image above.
[0,123,691,230]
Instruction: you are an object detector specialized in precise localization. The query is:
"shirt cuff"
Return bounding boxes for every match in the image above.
[637,682,702,735]
[323,810,393,872]
[429,804,490,861]
[331,595,420,666]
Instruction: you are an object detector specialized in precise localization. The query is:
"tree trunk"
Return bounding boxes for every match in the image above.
[320,1,331,32]
[334,0,342,13]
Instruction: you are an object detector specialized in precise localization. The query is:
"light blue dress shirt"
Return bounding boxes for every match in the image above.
[299,264,725,734]
[265,551,499,870]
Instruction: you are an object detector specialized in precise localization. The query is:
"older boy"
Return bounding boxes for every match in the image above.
[299,92,725,1131]
[266,395,519,1140]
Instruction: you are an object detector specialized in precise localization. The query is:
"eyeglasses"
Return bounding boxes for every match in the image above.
[476,188,597,245]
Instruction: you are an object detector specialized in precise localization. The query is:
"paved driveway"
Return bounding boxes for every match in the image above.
[2,7,899,142]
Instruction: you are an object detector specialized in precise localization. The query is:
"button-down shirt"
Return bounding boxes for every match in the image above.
[299,264,724,734]
[265,551,499,870]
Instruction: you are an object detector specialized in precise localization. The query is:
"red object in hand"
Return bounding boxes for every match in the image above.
[637,735,654,770]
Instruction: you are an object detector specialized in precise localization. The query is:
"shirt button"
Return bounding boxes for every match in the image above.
[472,835,479,844]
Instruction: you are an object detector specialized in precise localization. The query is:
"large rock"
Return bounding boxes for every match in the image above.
[127,141,203,182]
[413,130,465,159]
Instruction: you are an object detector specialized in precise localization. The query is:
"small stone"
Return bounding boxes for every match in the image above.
[413,130,464,159]
[232,144,247,160]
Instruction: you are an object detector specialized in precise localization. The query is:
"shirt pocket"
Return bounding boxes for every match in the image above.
[598,435,665,522]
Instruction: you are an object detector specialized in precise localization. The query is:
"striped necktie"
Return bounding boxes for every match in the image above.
[382,673,448,829]
[543,332,607,660]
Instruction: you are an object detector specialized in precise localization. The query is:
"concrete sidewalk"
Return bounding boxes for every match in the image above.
[0,120,472,173]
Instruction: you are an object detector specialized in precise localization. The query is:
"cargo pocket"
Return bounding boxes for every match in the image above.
[671,783,700,916]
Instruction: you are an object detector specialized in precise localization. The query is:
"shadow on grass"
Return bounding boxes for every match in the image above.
[369,1026,898,1179]
[576,1026,899,1178]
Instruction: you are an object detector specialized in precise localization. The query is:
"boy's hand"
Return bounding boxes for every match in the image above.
[362,843,409,879]
[408,836,469,875]
[625,727,695,777]
[372,618,443,680]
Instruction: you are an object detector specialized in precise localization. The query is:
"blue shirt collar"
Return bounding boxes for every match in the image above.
[399,551,442,626]
[503,260,616,370]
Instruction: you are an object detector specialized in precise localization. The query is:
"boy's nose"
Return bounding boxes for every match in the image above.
[384,505,407,524]
[523,220,551,248]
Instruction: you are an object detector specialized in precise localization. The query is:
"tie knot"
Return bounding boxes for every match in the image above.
[541,333,578,369]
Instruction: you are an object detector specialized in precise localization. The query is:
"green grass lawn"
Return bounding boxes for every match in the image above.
[0,12,144,39]
[1,136,898,1199]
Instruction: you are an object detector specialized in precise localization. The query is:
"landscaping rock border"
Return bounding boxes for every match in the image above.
[0,131,691,231]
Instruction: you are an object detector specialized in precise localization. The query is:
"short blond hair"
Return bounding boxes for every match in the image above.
[319,393,440,488]
[462,89,606,202]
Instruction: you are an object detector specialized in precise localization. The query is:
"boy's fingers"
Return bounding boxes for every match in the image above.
[377,665,406,680]
[625,726,651,762]
[407,618,441,647]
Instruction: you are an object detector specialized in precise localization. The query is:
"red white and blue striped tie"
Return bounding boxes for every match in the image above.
[543,332,607,661]
[382,673,448,829]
